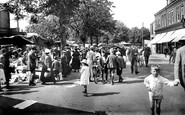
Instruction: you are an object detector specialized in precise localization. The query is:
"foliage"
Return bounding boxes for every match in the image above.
[111,21,130,43]
[70,0,116,45]
[26,15,60,40]
[128,27,150,43]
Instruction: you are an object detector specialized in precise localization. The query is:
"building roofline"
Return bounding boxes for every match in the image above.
[154,0,182,16]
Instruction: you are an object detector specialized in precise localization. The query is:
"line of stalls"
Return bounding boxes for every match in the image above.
[148,28,185,54]
[0,33,50,48]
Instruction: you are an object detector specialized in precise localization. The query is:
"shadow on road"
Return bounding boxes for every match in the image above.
[1,84,42,95]
[0,96,95,115]
[87,92,120,97]
[42,81,76,86]
[1,90,38,95]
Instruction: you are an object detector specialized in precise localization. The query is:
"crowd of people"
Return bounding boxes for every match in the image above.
[0,43,184,115]
[0,44,152,89]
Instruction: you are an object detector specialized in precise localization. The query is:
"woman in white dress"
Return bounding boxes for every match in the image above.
[80,59,90,96]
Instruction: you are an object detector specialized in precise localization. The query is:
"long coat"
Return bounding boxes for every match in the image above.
[174,46,185,88]
[71,50,81,69]
[27,51,37,71]
[143,46,151,57]
[106,54,117,69]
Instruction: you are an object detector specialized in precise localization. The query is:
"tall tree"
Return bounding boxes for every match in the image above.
[111,21,130,43]
[70,0,116,45]
[128,27,150,45]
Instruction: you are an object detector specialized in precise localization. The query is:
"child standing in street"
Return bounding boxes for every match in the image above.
[116,52,124,82]
[52,56,61,81]
[79,59,90,96]
[144,64,175,115]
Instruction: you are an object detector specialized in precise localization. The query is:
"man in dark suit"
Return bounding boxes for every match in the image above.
[27,46,37,86]
[141,45,151,67]
[127,45,139,74]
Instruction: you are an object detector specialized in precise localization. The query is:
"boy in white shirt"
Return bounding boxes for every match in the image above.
[144,64,175,115]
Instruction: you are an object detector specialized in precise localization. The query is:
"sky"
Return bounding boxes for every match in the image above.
[1,0,167,30]
[110,0,167,29]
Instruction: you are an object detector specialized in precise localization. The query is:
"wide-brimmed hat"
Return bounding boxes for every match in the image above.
[45,49,50,53]
[81,59,88,65]
[90,46,94,50]
[116,51,121,55]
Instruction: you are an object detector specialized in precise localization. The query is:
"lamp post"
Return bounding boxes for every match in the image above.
[142,22,144,48]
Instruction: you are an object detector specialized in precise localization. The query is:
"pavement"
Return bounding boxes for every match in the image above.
[0,54,185,115]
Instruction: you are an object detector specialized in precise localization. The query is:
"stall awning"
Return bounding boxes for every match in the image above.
[156,30,175,43]
[172,28,185,42]
[0,35,33,45]
[148,34,161,45]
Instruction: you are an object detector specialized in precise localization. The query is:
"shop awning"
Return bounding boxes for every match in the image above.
[156,30,175,43]
[148,34,161,45]
[172,28,185,42]
[165,29,182,43]
[150,33,167,44]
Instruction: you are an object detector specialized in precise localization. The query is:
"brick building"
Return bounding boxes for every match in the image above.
[149,0,185,54]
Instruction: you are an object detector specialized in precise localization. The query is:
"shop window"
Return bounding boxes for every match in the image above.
[169,11,171,25]
[176,6,180,22]
[161,15,164,27]
[164,14,167,26]
[171,10,174,24]
[181,4,184,19]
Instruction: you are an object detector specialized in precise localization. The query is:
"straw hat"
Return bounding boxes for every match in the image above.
[116,51,121,55]
[81,59,88,65]
[45,49,50,53]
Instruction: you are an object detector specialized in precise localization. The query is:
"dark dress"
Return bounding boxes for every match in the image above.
[71,50,81,70]
[61,55,68,77]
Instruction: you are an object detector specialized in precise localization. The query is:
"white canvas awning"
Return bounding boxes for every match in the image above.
[172,28,185,42]
[149,33,166,45]
[156,30,175,43]
[165,29,183,42]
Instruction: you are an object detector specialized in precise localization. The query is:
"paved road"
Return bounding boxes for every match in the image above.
[0,54,185,115]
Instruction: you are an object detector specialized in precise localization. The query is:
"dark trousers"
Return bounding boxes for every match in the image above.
[53,70,59,78]
[4,70,11,88]
[101,65,108,81]
[29,69,35,84]
[131,59,138,73]
[144,55,149,66]
[117,68,123,81]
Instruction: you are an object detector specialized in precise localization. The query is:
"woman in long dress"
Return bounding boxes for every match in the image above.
[71,48,81,72]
